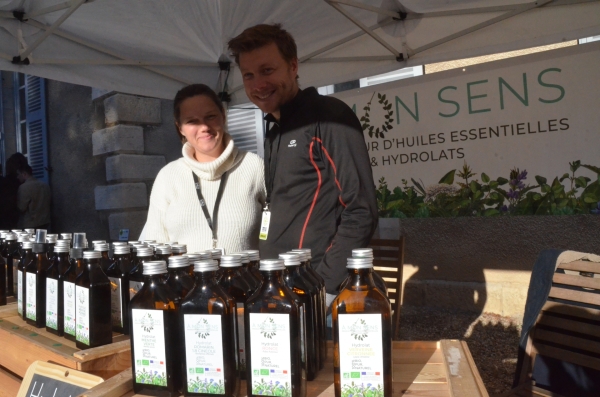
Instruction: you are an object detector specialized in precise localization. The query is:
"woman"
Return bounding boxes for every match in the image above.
[139,84,265,253]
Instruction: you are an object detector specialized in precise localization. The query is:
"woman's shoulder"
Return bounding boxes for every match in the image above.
[153,157,190,181]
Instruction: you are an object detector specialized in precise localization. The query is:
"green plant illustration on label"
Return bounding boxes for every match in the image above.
[78,288,85,305]
[187,377,225,394]
[66,284,74,298]
[252,379,291,397]
[46,317,58,330]
[342,381,384,397]
[350,319,369,341]
[141,312,154,332]
[260,317,276,339]
[135,368,167,386]
[76,324,90,345]
[195,318,210,339]
[64,321,75,336]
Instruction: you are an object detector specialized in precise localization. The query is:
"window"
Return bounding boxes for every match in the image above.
[13,73,49,184]
[227,104,265,158]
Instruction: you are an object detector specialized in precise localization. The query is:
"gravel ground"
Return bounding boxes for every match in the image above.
[398,307,523,396]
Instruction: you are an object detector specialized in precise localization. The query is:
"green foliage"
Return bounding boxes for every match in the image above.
[377,161,600,218]
[252,379,291,396]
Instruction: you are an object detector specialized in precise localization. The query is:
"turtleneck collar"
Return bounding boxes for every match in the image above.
[182,133,239,181]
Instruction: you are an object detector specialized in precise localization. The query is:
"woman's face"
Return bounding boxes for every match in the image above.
[177,95,226,162]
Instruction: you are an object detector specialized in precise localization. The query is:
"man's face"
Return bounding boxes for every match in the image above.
[239,42,299,120]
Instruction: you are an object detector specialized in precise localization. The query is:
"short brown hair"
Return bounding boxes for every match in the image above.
[173,84,224,144]
[228,24,297,65]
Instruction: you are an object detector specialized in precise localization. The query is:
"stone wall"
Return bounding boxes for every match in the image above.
[374,215,600,319]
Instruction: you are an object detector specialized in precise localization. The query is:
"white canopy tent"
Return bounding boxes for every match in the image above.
[1,0,599,105]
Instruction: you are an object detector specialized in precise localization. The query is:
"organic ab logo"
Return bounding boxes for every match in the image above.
[141,313,154,332]
[78,289,85,304]
[360,92,393,139]
[350,319,369,341]
[260,317,276,339]
[195,318,210,339]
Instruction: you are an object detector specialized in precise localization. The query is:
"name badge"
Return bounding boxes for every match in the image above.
[259,210,271,240]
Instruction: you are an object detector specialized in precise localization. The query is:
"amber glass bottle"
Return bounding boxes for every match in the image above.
[281,253,319,381]
[291,249,327,369]
[171,244,187,256]
[63,246,84,341]
[165,255,195,301]
[94,243,112,272]
[210,250,222,266]
[245,259,304,397]
[75,250,112,349]
[245,251,262,282]
[17,241,34,319]
[338,249,388,298]
[218,254,253,379]
[3,232,20,302]
[236,252,261,292]
[46,234,58,261]
[181,260,239,396]
[155,245,173,262]
[183,252,207,276]
[105,244,133,334]
[332,258,392,397]
[130,261,181,396]
[130,247,154,300]
[25,231,50,328]
[46,241,70,335]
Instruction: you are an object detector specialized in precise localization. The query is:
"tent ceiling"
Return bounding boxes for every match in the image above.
[1,0,599,105]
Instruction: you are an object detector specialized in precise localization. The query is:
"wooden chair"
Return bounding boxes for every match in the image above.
[503,260,600,397]
[368,237,405,340]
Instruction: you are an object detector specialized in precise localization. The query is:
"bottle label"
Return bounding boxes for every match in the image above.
[75,286,90,345]
[17,270,22,315]
[249,313,292,396]
[184,314,225,394]
[338,314,385,394]
[236,303,246,371]
[129,280,144,300]
[63,281,76,336]
[46,278,59,330]
[108,277,123,328]
[132,309,168,387]
[26,272,37,320]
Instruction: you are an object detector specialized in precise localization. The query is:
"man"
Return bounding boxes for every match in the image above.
[16,163,51,230]
[229,24,377,305]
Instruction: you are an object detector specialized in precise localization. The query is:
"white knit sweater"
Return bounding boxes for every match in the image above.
[139,134,266,253]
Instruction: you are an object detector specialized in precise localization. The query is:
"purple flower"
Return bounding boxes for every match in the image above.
[501,205,508,212]
[519,170,528,181]
[507,190,519,199]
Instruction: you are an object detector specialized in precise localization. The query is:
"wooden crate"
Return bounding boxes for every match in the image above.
[0,304,131,382]
[81,340,489,397]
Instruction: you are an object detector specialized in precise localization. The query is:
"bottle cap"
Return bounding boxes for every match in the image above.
[70,248,84,259]
[131,244,146,252]
[279,253,301,267]
[35,229,47,244]
[24,228,35,234]
[155,245,172,255]
[53,243,69,253]
[288,250,308,262]
[95,243,110,252]
[194,260,219,272]
[220,254,242,267]
[210,249,222,259]
[171,244,187,254]
[72,233,87,249]
[168,255,189,268]
[92,240,106,246]
[60,233,72,240]
[142,240,156,244]
[235,252,250,264]
[32,242,47,253]
[143,261,168,275]
[352,248,373,259]
[346,257,373,269]
[244,250,260,261]
[114,245,131,255]
[128,240,141,245]
[259,259,285,271]
[22,241,34,250]
[292,248,312,260]
[184,252,211,262]
[84,250,102,259]
[136,247,154,258]
[17,235,30,243]
[46,234,58,243]
[4,233,17,241]
[112,242,128,247]
[11,229,22,232]
[167,241,178,245]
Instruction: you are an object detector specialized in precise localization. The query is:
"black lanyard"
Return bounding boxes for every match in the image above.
[192,171,228,247]
[264,121,282,207]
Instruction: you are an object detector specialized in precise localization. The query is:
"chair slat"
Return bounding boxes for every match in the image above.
[542,300,600,321]
[533,342,600,372]
[548,286,600,306]
[557,261,600,273]
[534,328,600,355]
[537,313,600,338]
[552,272,600,290]
[371,250,399,259]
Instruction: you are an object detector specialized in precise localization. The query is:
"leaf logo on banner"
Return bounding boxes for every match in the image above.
[361,92,394,139]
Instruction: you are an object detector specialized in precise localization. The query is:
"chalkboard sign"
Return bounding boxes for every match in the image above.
[17,361,103,397]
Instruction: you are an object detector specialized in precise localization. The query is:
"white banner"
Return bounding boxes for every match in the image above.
[335,42,600,190]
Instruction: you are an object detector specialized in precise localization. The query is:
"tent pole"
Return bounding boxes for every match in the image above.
[17,0,86,62]
[29,59,215,67]
[328,0,401,18]
[26,1,73,19]
[327,1,402,59]
[0,51,12,61]
[410,0,553,56]
[304,56,396,62]
[24,19,195,85]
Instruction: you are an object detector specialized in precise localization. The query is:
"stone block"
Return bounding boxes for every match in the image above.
[108,210,148,241]
[104,94,161,125]
[91,88,116,102]
[106,154,165,182]
[95,183,147,210]
[92,125,144,156]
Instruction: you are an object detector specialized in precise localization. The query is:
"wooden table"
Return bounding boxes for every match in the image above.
[81,340,489,397]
